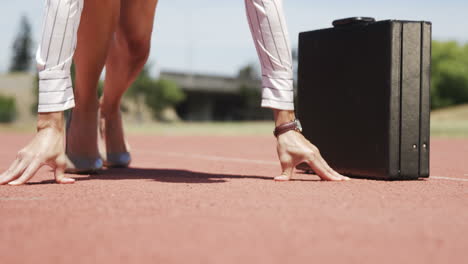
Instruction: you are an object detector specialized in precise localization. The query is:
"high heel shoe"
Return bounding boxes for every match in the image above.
[104,152,131,168]
[98,109,132,168]
[65,155,103,174]
[65,110,103,174]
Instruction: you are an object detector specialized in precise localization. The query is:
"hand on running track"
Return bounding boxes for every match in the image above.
[275,130,350,181]
[0,112,74,186]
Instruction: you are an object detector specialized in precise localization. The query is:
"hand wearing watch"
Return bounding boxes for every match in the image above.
[274,119,303,137]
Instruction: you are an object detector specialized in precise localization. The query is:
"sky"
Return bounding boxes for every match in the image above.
[1,0,467,76]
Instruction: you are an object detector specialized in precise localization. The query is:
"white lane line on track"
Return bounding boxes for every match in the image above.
[0,197,45,201]
[142,150,468,182]
[431,176,468,182]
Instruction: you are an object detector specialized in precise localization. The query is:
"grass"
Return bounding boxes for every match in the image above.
[0,104,467,138]
[430,120,468,138]
[125,120,468,138]
[431,104,468,138]
[0,121,276,136]
[125,121,274,136]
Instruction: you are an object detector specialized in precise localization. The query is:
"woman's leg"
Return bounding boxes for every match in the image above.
[99,0,159,155]
[66,0,120,160]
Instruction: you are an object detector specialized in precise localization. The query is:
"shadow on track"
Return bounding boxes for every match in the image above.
[33,167,321,185]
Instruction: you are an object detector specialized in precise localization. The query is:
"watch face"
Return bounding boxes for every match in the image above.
[295,120,303,132]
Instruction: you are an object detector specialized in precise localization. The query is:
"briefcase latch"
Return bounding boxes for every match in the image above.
[332,17,376,27]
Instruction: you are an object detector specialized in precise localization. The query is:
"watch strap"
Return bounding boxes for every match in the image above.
[274,120,301,137]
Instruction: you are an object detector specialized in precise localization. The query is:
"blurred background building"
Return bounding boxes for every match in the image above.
[160,71,269,121]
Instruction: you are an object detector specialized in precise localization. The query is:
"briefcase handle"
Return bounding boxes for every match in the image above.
[332,17,376,27]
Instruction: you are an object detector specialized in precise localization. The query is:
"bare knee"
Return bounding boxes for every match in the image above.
[120,32,151,67]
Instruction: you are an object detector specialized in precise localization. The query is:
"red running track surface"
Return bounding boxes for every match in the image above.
[0,133,467,264]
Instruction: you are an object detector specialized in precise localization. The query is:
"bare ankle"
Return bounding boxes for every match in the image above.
[74,98,99,115]
[100,101,121,118]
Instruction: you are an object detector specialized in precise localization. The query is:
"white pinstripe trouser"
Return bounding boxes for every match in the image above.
[245,0,294,110]
[36,0,82,113]
[36,0,294,113]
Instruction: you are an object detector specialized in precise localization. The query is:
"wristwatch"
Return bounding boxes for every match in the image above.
[274,119,303,137]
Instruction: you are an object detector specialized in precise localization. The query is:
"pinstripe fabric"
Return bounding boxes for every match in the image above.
[245,0,294,110]
[36,0,83,113]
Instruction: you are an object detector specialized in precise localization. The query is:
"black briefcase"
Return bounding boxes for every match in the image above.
[297,17,431,180]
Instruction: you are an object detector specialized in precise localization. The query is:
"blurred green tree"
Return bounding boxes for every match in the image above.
[144,78,186,120]
[10,15,33,72]
[237,63,271,120]
[30,74,39,114]
[126,65,185,120]
[0,94,17,123]
[238,63,259,81]
[431,41,468,109]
